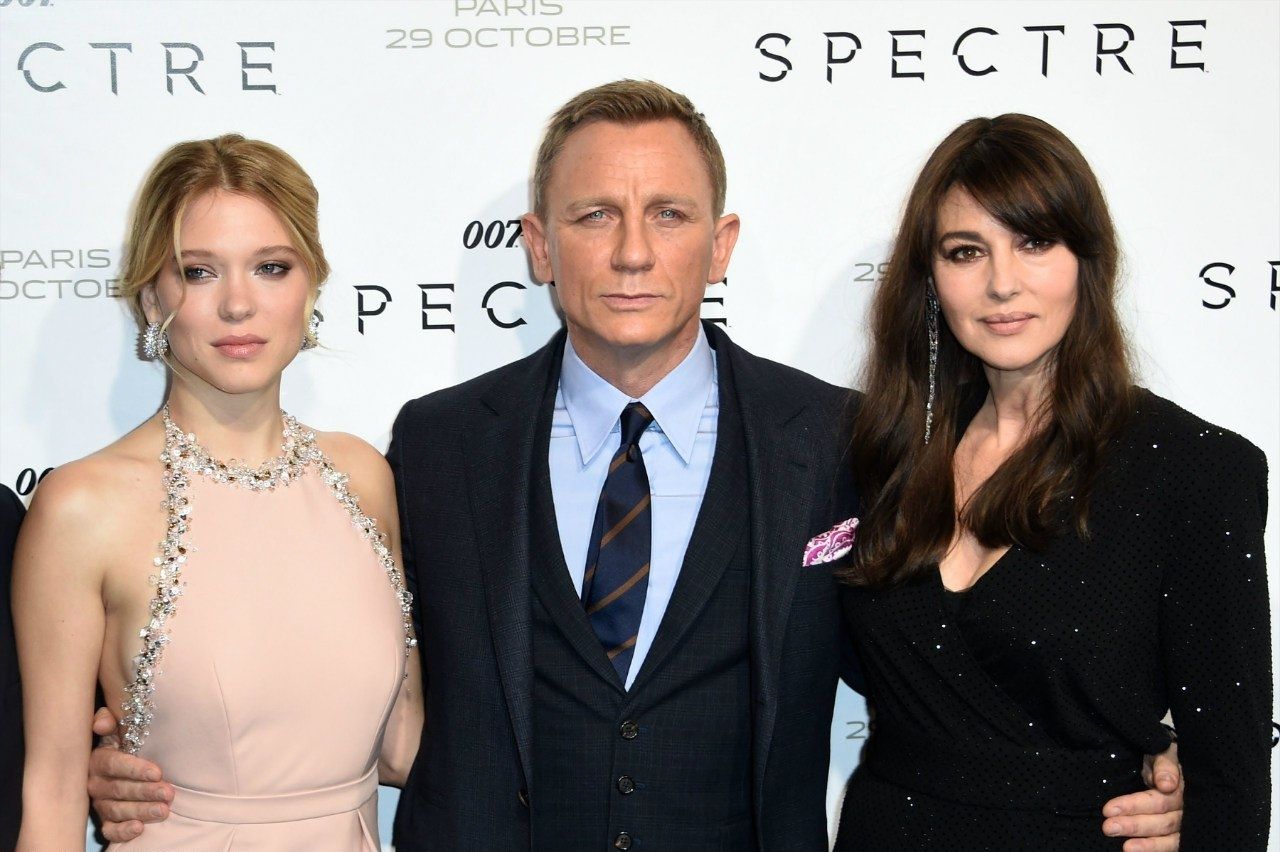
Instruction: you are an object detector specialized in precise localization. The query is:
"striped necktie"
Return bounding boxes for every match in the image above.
[582,401,655,682]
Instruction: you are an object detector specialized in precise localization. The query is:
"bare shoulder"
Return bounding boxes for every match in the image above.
[28,423,160,527]
[312,430,398,532]
[313,430,392,486]
[19,418,164,570]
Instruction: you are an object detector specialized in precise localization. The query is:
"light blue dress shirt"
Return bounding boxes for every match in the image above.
[549,327,719,689]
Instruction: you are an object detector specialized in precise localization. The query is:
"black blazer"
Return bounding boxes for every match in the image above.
[1,484,26,849]
[838,390,1272,850]
[389,322,857,851]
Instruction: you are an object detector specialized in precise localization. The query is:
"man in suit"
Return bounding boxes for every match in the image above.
[87,80,1185,850]
[385,82,857,850]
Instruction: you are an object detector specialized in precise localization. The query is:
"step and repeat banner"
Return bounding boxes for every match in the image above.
[1,0,1277,848]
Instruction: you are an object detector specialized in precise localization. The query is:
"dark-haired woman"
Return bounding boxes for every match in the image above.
[835,114,1270,850]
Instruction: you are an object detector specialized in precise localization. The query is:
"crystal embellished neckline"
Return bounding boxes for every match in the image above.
[160,404,314,491]
[120,406,417,755]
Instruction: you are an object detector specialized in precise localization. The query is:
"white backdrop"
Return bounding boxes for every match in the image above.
[1,1,1276,849]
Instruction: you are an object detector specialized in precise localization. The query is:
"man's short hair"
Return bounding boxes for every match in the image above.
[533,79,728,218]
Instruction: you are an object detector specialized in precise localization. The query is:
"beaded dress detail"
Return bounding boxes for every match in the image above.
[112,408,416,851]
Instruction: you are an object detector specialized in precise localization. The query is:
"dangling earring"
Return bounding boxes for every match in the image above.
[142,321,168,360]
[924,280,939,445]
[301,310,321,351]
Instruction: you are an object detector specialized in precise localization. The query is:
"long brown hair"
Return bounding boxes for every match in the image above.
[845,114,1134,588]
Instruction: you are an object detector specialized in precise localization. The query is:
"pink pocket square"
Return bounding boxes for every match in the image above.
[803,517,859,566]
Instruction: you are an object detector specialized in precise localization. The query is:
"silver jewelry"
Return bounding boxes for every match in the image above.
[301,310,321,351]
[119,406,416,755]
[924,282,939,445]
[141,322,168,360]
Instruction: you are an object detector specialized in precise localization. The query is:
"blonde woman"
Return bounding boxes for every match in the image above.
[14,135,423,850]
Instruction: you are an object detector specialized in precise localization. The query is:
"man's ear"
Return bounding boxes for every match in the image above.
[521,213,555,284]
[708,213,741,284]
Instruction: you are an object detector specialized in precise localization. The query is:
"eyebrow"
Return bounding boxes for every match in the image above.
[564,195,702,212]
[179,245,301,259]
[647,195,700,209]
[565,198,613,213]
[935,230,985,244]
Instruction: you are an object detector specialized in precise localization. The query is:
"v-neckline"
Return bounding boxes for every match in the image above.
[937,544,1017,596]
[938,382,1018,596]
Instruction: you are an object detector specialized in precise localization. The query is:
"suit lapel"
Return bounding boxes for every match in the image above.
[627,358,748,694]
[528,442,630,692]
[465,333,564,792]
[716,328,821,817]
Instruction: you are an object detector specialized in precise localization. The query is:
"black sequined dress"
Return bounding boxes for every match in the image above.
[836,390,1272,851]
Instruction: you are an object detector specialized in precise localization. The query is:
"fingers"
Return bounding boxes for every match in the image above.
[95,798,170,827]
[1150,744,1182,794]
[90,778,174,805]
[93,707,122,752]
[88,751,173,831]
[87,742,173,839]
[1104,807,1180,839]
[1103,784,1183,847]
[89,745,164,783]
[102,820,146,844]
[1104,788,1175,818]
[92,706,121,737]
[1122,836,1180,852]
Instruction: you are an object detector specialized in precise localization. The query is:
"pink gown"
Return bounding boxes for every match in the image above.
[110,412,412,851]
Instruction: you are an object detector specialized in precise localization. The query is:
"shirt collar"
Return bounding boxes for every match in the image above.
[560,326,715,466]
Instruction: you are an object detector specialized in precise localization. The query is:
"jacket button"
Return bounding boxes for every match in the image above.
[619,720,639,740]
[616,775,635,795]
[614,832,632,850]
[517,788,529,808]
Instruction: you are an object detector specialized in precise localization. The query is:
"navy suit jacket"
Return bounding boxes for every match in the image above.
[389,323,859,850]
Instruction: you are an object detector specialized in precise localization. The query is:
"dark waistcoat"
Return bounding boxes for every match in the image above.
[529,369,755,852]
